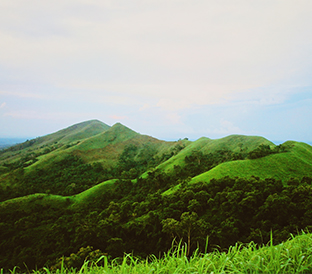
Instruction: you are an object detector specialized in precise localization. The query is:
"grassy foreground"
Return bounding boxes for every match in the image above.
[5,232,312,274]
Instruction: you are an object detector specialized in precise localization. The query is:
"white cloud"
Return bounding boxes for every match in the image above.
[0,102,6,109]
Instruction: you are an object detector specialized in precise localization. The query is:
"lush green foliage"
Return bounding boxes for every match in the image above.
[1,174,312,271]
[0,155,110,201]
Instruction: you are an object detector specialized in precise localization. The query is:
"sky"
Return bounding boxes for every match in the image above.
[0,0,312,143]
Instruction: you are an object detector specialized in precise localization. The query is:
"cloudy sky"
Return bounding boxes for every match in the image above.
[1,0,312,142]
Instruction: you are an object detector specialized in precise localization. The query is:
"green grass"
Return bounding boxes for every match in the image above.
[8,232,312,274]
[0,120,109,167]
[57,120,110,144]
[71,179,117,207]
[190,141,312,184]
[25,149,71,172]
[31,119,110,147]
[0,178,119,212]
[0,193,71,213]
[73,123,139,151]
[198,134,274,154]
[23,123,138,171]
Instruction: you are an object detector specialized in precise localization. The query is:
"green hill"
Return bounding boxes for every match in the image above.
[73,123,139,151]
[23,122,137,170]
[0,120,110,165]
[148,134,274,175]
[0,121,188,201]
[0,178,117,212]
[1,121,311,199]
[190,141,312,184]
[24,122,183,171]
[39,119,111,145]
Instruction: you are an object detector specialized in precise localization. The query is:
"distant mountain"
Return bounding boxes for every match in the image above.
[0,138,30,149]
[0,120,110,164]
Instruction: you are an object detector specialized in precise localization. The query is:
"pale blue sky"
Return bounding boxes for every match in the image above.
[0,0,312,142]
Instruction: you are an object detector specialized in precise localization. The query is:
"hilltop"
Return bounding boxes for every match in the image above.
[1,120,312,270]
[0,120,110,164]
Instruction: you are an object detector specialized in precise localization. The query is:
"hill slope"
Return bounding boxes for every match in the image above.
[152,135,274,175]
[26,122,185,171]
[0,120,110,165]
[190,141,312,184]
[0,121,189,201]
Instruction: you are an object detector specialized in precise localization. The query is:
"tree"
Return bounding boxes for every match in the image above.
[161,212,205,256]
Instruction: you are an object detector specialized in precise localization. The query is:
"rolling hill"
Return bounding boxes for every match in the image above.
[149,134,275,175]
[0,120,188,201]
[0,120,110,165]
[1,119,312,271]
[190,141,312,184]
[1,120,312,201]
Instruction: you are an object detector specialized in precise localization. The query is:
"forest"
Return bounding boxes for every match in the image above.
[1,163,312,270]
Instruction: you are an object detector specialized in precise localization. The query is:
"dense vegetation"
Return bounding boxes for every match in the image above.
[1,120,312,272]
[0,141,185,202]
[0,155,104,200]
[1,172,312,270]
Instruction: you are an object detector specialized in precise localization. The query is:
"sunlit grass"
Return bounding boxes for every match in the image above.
[190,145,312,185]
[5,232,312,274]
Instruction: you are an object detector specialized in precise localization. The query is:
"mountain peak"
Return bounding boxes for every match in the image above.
[63,119,109,131]
[109,123,139,135]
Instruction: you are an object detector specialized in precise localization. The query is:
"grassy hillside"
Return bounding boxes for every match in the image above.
[71,179,117,206]
[73,123,139,151]
[69,123,188,169]
[0,178,117,211]
[0,120,110,165]
[1,120,311,200]
[32,119,111,146]
[23,122,134,171]
[190,141,312,184]
[149,134,274,175]
[25,123,183,171]
[0,192,71,212]
[0,121,190,202]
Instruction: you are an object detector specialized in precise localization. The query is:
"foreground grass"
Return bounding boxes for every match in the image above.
[4,232,312,274]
